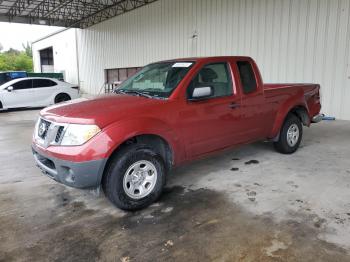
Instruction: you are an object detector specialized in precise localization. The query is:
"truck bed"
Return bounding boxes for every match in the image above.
[264,83,320,96]
[263,83,321,137]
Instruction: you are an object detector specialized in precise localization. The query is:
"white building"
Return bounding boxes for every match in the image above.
[32,0,350,120]
[32,29,79,86]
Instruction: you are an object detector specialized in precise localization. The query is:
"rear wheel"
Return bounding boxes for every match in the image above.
[102,144,166,210]
[274,114,303,154]
[54,93,71,104]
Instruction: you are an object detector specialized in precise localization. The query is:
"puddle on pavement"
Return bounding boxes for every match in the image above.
[0,185,349,262]
[245,159,260,165]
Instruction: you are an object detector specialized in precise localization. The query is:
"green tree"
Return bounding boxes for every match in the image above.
[4,48,20,56]
[22,42,32,57]
[0,45,33,72]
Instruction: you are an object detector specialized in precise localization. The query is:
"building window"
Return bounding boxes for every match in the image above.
[39,47,54,73]
[105,67,142,85]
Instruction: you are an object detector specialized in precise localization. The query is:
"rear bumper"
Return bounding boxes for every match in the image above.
[312,113,324,123]
[32,145,107,189]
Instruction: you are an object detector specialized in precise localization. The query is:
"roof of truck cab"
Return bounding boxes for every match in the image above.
[157,56,252,63]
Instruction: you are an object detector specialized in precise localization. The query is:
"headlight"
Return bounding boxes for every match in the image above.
[60,124,101,146]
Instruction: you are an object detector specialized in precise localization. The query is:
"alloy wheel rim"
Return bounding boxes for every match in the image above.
[123,160,157,199]
[287,123,300,147]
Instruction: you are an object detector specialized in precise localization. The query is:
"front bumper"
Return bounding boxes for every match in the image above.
[32,145,107,188]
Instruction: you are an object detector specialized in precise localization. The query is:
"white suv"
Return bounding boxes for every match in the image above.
[0,77,79,109]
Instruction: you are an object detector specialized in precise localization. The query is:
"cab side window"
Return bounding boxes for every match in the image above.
[237,61,257,94]
[188,63,232,99]
[12,80,33,90]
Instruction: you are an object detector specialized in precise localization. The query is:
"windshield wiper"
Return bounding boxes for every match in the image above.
[119,90,153,99]
[115,89,167,99]
[114,89,127,94]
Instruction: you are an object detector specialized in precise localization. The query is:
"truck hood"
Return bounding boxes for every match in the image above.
[40,94,167,127]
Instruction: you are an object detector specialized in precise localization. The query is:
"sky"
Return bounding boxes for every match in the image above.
[0,22,63,51]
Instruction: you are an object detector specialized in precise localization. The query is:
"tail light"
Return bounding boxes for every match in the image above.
[313,84,321,103]
[71,86,80,93]
[315,92,321,103]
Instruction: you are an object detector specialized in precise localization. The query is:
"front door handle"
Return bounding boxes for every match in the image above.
[229,102,240,109]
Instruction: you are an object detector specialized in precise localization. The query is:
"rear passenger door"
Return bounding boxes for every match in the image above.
[32,79,58,106]
[235,60,266,141]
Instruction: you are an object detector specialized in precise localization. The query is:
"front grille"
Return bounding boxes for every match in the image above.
[55,126,65,143]
[38,119,51,139]
[36,118,67,147]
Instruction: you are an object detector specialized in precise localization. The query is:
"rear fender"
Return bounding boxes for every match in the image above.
[269,91,309,139]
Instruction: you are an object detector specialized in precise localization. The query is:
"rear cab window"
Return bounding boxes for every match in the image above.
[237,61,257,94]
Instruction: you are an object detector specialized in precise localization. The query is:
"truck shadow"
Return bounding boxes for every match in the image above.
[170,141,274,180]
[0,107,44,113]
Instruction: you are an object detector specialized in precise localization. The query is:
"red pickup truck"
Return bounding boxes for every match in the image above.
[32,56,322,210]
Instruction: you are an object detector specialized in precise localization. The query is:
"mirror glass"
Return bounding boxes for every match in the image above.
[192,86,213,99]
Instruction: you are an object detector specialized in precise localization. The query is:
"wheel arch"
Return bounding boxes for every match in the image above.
[54,92,71,103]
[290,106,310,126]
[100,133,174,186]
[269,104,309,140]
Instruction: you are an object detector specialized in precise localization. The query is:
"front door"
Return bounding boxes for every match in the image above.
[3,79,33,108]
[179,62,243,158]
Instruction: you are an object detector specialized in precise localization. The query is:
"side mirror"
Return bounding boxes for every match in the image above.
[190,86,214,100]
[7,86,13,92]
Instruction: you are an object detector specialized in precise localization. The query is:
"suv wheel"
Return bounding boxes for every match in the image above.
[102,144,166,210]
[274,114,303,154]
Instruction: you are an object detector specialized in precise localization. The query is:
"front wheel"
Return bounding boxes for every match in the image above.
[274,114,303,154]
[102,145,166,210]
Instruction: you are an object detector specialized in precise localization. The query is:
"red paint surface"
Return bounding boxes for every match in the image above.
[33,56,321,165]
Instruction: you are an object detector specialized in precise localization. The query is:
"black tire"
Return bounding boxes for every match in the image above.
[102,144,166,211]
[274,113,303,154]
[0,101,2,109]
[55,93,71,104]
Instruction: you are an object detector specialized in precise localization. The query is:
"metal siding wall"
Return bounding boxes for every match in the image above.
[77,0,350,119]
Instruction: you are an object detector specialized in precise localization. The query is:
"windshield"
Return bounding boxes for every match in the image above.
[115,61,194,98]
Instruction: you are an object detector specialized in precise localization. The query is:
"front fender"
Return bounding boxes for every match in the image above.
[102,117,185,165]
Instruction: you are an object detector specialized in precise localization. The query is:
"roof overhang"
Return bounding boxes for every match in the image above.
[0,0,158,28]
